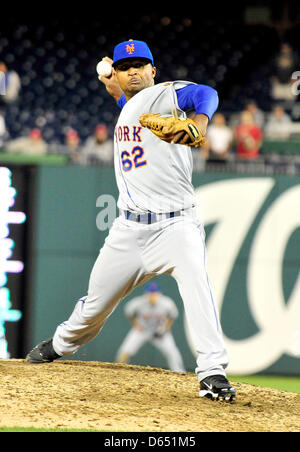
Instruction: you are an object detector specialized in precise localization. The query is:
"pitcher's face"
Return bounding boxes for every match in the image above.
[115,59,156,100]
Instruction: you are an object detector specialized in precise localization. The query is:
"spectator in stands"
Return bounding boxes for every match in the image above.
[61,129,81,164]
[264,105,293,140]
[80,124,113,166]
[234,111,263,160]
[6,129,47,156]
[245,101,265,129]
[66,128,80,155]
[201,113,233,163]
[0,113,7,149]
[270,43,299,101]
[0,61,21,109]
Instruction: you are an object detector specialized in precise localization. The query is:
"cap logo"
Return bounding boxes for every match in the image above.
[126,43,135,55]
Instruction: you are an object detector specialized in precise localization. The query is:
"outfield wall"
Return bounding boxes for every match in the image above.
[3,164,300,375]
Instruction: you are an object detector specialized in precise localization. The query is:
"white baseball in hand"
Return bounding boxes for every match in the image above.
[96,60,112,77]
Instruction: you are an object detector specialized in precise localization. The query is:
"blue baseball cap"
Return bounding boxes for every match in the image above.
[145,282,160,293]
[112,39,154,67]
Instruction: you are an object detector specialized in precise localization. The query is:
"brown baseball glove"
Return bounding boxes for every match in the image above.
[139,113,206,147]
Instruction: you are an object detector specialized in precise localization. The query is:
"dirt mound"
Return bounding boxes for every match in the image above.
[0,359,299,432]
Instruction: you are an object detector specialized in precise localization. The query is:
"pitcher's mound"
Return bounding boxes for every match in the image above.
[0,359,299,432]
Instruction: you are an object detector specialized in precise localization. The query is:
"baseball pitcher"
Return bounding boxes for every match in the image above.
[26,39,236,402]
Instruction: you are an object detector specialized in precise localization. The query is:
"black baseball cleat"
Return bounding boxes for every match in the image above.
[199,375,236,402]
[26,338,61,364]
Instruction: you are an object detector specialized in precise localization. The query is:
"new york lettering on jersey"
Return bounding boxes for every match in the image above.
[115,125,147,172]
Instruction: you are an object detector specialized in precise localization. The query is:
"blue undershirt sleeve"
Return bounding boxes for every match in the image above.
[117,93,127,109]
[176,84,219,120]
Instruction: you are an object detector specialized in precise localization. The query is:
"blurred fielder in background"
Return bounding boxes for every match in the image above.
[116,282,186,372]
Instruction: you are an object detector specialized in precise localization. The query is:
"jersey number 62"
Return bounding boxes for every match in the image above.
[121,146,147,172]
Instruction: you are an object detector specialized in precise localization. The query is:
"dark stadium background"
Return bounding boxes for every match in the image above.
[1,2,300,378]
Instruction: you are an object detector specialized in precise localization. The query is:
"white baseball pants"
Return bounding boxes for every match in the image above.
[52,212,229,381]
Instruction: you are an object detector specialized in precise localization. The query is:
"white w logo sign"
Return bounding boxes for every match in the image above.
[185,178,300,374]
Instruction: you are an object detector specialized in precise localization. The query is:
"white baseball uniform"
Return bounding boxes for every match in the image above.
[116,294,185,372]
[52,80,229,382]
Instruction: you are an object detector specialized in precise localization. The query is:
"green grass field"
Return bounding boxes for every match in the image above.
[230,374,300,394]
[1,375,299,432]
